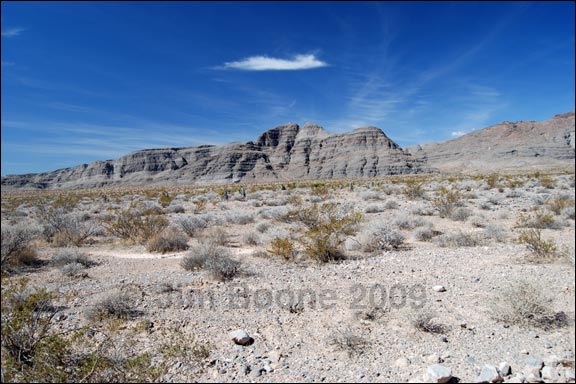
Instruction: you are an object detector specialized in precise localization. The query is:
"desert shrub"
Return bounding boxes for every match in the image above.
[414,226,439,242]
[265,198,288,207]
[483,224,508,243]
[505,189,523,198]
[403,179,426,199]
[255,221,271,233]
[450,207,472,222]
[469,215,487,228]
[432,187,463,218]
[225,211,254,225]
[364,204,385,214]
[517,228,558,263]
[180,241,240,281]
[490,281,568,329]
[268,236,296,261]
[85,287,140,321]
[411,205,435,216]
[486,173,500,189]
[538,175,556,189]
[488,196,502,206]
[175,215,207,237]
[103,205,168,244]
[562,207,575,221]
[36,205,97,247]
[516,209,563,230]
[1,223,43,272]
[329,327,368,357]
[157,192,174,208]
[408,309,448,334]
[193,199,207,213]
[146,226,189,253]
[51,248,92,267]
[393,215,427,230]
[435,231,482,248]
[242,232,260,245]
[259,207,289,220]
[203,227,229,246]
[361,223,405,252]
[359,191,382,201]
[205,253,240,281]
[296,204,362,263]
[478,200,492,210]
[546,194,575,215]
[168,205,185,214]
[384,200,399,210]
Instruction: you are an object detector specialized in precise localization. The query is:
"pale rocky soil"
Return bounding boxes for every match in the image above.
[2,172,575,383]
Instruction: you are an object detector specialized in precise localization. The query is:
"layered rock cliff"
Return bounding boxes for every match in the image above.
[1,123,434,190]
[407,112,575,172]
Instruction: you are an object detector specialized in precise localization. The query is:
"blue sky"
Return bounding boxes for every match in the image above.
[1,1,574,176]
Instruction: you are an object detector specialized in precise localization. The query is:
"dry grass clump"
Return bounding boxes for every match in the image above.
[146,226,189,253]
[329,327,368,357]
[516,208,564,230]
[407,309,448,334]
[52,249,93,276]
[85,287,140,321]
[432,187,464,218]
[174,215,207,237]
[490,281,568,329]
[413,226,440,242]
[450,207,472,222]
[483,224,508,243]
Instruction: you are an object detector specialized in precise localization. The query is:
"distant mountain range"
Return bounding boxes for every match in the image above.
[2,111,574,190]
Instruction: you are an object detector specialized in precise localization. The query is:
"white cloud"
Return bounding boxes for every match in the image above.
[1,27,26,37]
[221,54,328,71]
[451,131,467,137]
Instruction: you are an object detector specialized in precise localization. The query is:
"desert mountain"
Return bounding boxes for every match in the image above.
[1,123,434,190]
[407,111,575,172]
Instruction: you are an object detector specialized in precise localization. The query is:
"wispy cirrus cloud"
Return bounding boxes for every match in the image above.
[219,53,328,71]
[1,27,26,37]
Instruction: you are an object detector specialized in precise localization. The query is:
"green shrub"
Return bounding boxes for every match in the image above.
[517,228,558,263]
[103,204,168,244]
[268,236,295,260]
[431,187,463,218]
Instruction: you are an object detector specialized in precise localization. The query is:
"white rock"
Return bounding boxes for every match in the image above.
[543,355,559,367]
[498,362,511,377]
[395,357,411,368]
[541,366,558,380]
[432,285,447,292]
[229,329,252,346]
[427,364,452,383]
[476,364,503,383]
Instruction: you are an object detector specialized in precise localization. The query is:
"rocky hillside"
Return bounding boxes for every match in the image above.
[407,111,575,172]
[1,123,434,190]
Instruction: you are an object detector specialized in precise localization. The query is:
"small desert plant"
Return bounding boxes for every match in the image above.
[408,309,448,334]
[255,221,271,233]
[203,227,229,246]
[403,179,426,199]
[516,209,562,230]
[384,199,399,210]
[168,205,185,214]
[450,207,472,222]
[414,226,439,242]
[146,226,189,253]
[103,204,168,244]
[180,242,240,281]
[432,187,463,218]
[364,204,386,214]
[483,224,508,243]
[85,287,140,321]
[393,215,427,230]
[362,223,405,252]
[490,281,568,329]
[193,199,207,213]
[268,236,296,261]
[517,228,558,263]
[225,211,254,225]
[546,194,575,215]
[1,223,42,272]
[175,215,207,237]
[52,248,93,268]
[435,231,482,247]
[469,215,487,228]
[411,205,435,216]
[242,232,260,245]
[486,173,500,189]
[329,327,368,357]
[359,191,382,201]
[157,192,174,208]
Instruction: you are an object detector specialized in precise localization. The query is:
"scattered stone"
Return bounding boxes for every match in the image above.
[565,369,575,382]
[520,350,530,355]
[526,372,543,383]
[543,355,559,367]
[476,364,503,383]
[427,353,442,364]
[526,356,543,369]
[498,362,511,377]
[440,335,448,343]
[426,364,452,383]
[395,357,411,368]
[250,368,262,378]
[541,366,558,381]
[229,329,253,346]
[467,356,477,365]
[269,350,282,363]
[504,377,523,383]
[433,285,447,292]
[263,365,273,373]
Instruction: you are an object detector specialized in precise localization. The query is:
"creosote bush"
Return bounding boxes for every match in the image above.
[1,223,42,272]
[103,204,168,244]
[517,228,558,263]
[180,241,240,281]
[432,187,463,218]
[268,236,296,261]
